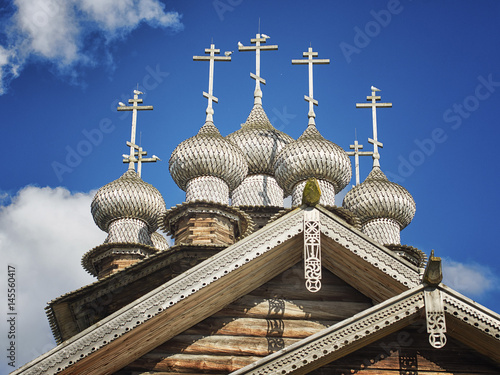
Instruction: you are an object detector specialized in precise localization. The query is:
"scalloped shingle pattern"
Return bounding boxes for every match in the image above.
[274,124,352,195]
[231,174,284,206]
[151,231,169,250]
[91,169,165,233]
[186,175,230,204]
[362,217,400,245]
[105,218,153,245]
[226,104,294,175]
[342,167,416,229]
[169,122,248,192]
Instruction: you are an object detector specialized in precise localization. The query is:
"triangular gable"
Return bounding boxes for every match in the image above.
[10,205,424,375]
[231,285,500,374]
[119,263,374,374]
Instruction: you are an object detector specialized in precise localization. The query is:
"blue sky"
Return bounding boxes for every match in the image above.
[1,0,500,371]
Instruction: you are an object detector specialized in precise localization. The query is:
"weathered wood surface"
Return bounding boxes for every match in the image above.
[60,234,303,374]
[309,325,500,374]
[214,295,370,320]
[125,354,260,373]
[119,263,374,374]
[175,214,236,246]
[145,334,301,356]
[182,317,334,338]
[322,235,409,303]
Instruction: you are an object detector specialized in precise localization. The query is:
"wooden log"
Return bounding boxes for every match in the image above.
[182,317,334,338]
[214,294,371,320]
[149,334,301,356]
[248,282,372,302]
[126,353,260,373]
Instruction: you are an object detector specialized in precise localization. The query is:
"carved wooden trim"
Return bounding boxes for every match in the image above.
[12,209,304,375]
[424,287,447,348]
[303,208,321,292]
[318,208,421,288]
[441,285,500,341]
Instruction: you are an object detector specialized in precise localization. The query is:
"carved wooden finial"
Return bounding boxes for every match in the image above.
[423,249,443,286]
[302,178,321,206]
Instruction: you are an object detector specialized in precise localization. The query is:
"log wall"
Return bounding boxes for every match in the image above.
[116,263,373,374]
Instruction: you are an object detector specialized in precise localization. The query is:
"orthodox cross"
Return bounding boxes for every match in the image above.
[193,43,231,123]
[355,86,392,167]
[238,33,278,104]
[117,90,154,172]
[346,131,374,185]
[292,47,330,126]
[122,142,160,178]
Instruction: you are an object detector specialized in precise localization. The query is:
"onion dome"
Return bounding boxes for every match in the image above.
[169,121,247,199]
[274,123,352,206]
[91,169,165,233]
[342,166,415,228]
[151,231,170,251]
[342,166,416,245]
[226,104,294,175]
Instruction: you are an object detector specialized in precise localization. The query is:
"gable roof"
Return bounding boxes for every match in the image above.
[231,284,500,374]
[11,205,425,375]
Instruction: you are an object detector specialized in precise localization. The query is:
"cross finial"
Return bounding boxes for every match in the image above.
[292,46,330,126]
[122,142,160,178]
[346,130,374,185]
[355,86,392,167]
[193,42,231,123]
[238,32,278,105]
[117,90,153,172]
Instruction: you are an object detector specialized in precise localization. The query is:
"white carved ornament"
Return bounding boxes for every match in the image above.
[304,208,321,292]
[424,288,447,348]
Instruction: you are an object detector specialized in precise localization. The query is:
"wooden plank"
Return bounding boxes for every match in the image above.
[248,282,371,302]
[182,317,334,338]
[214,295,371,320]
[126,353,260,373]
[322,235,408,303]
[147,334,301,356]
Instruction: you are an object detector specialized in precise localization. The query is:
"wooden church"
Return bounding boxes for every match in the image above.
[11,34,500,375]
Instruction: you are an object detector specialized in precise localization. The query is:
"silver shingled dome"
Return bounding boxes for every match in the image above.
[169,121,248,192]
[342,166,416,229]
[274,124,352,195]
[226,104,294,175]
[91,169,165,233]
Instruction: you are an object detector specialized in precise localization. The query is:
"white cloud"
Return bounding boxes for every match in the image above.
[80,0,182,32]
[0,186,103,369]
[0,0,183,93]
[442,258,498,297]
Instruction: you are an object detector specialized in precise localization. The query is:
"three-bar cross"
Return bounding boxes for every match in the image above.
[355,86,392,167]
[193,43,231,123]
[238,34,278,104]
[122,141,160,178]
[292,47,330,125]
[117,91,154,172]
